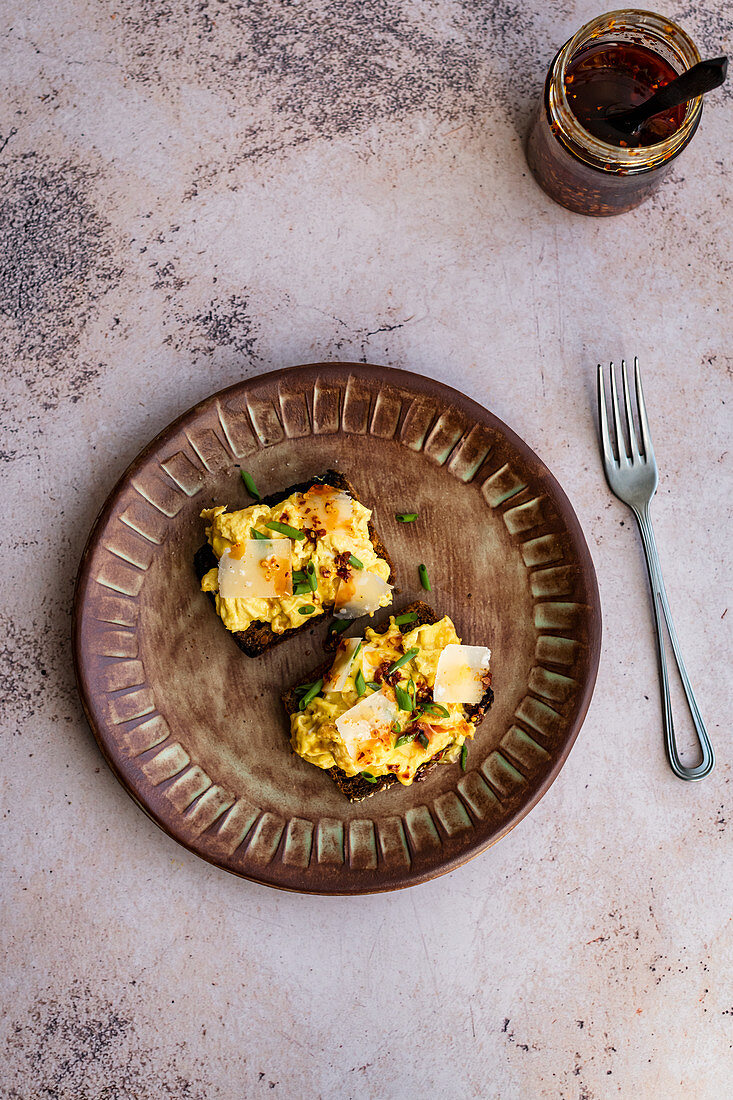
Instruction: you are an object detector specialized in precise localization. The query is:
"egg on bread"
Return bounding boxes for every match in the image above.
[196,472,394,653]
[284,603,493,799]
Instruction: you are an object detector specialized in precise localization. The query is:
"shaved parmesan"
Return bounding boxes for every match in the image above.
[335,690,399,764]
[323,637,363,693]
[302,486,355,534]
[218,540,292,599]
[334,571,393,619]
[433,644,491,704]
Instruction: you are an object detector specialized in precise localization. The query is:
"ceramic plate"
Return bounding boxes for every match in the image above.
[73,364,601,893]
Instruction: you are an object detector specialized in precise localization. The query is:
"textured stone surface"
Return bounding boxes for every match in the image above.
[1,1,731,1097]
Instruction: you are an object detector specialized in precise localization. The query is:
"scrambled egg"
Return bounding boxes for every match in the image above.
[291,616,476,785]
[201,484,392,633]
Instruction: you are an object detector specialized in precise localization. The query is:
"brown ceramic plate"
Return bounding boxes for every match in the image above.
[73,364,601,894]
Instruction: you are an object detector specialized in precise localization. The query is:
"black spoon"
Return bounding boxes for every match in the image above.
[603,55,728,138]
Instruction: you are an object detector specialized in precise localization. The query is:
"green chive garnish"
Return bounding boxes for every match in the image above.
[250,528,268,540]
[295,679,318,697]
[386,647,419,675]
[396,512,417,523]
[293,583,311,595]
[355,669,365,696]
[392,721,401,734]
[265,520,305,540]
[395,732,416,748]
[293,565,318,592]
[298,678,323,710]
[395,612,418,626]
[298,605,316,615]
[352,640,363,661]
[395,684,413,712]
[348,554,364,569]
[460,743,468,771]
[241,470,260,500]
[416,731,430,749]
[419,702,450,719]
[329,619,349,636]
[366,681,381,691]
[408,678,416,709]
[361,772,378,784]
[418,563,431,591]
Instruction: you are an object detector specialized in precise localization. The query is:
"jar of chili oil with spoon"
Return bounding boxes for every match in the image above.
[526,9,703,215]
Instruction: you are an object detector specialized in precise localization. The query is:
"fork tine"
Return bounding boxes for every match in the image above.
[634,357,655,461]
[609,362,629,465]
[597,363,615,468]
[621,359,640,460]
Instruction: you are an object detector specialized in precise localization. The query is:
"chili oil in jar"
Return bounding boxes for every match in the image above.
[525,9,703,216]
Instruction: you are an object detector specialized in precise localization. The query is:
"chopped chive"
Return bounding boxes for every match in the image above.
[355,669,366,696]
[366,681,380,691]
[352,640,363,661]
[416,731,430,750]
[396,512,417,523]
[408,678,416,709]
[241,470,260,500]
[298,604,316,615]
[298,678,323,710]
[361,772,378,784]
[418,563,431,591]
[419,702,450,719]
[395,612,418,626]
[294,566,318,593]
[348,553,364,569]
[250,528,269,540]
[395,684,413,712]
[387,647,419,675]
[329,619,349,636]
[392,721,401,734]
[293,583,311,595]
[395,732,416,748]
[460,743,468,771]
[294,679,319,697]
[265,520,306,540]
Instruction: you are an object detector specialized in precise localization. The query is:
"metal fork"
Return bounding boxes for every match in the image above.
[597,358,714,781]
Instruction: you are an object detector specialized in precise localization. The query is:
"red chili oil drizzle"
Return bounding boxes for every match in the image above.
[565,41,685,147]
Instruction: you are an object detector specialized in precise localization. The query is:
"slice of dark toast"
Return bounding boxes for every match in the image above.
[281,600,494,802]
[194,469,395,658]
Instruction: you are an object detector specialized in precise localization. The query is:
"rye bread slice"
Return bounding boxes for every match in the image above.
[194,469,395,658]
[281,600,494,802]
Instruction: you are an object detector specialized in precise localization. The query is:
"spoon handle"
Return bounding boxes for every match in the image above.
[626,56,728,124]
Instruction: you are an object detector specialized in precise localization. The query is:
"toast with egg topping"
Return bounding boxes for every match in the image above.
[282,601,494,802]
[194,471,395,657]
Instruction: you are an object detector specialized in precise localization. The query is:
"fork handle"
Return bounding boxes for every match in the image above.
[634,506,715,780]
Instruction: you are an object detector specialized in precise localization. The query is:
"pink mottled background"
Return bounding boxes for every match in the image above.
[1,1,731,1097]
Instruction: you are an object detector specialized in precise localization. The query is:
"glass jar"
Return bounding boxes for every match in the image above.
[525,9,703,216]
